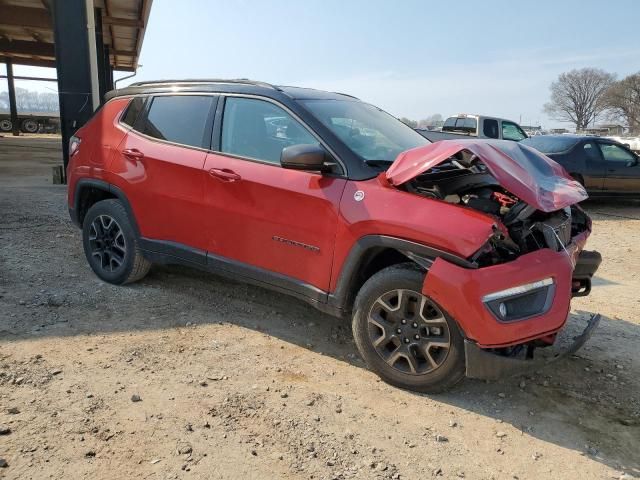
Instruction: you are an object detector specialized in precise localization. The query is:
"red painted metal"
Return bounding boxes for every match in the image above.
[422,248,574,348]
[329,177,497,291]
[202,152,347,291]
[385,140,588,212]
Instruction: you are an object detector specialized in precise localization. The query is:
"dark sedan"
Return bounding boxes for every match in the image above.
[522,135,640,197]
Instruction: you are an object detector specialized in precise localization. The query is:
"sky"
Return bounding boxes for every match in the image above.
[3,0,640,128]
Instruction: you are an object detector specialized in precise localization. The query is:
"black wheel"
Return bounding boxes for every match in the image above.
[352,264,466,393]
[21,119,39,133]
[0,119,12,132]
[82,199,151,285]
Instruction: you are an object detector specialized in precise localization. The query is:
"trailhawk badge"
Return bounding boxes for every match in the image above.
[354,190,365,202]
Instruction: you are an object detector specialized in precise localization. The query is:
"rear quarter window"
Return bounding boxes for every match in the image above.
[483,119,499,139]
[121,97,145,127]
[522,136,580,154]
[142,95,214,149]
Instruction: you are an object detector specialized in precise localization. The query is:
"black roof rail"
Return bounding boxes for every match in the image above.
[128,78,279,90]
[276,85,360,100]
[332,91,359,100]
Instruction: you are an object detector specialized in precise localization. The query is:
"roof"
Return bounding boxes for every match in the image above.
[106,79,359,101]
[530,134,591,139]
[447,114,518,123]
[0,0,152,71]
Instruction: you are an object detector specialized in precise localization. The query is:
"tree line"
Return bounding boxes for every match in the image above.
[398,69,639,135]
[545,68,640,133]
[0,87,59,113]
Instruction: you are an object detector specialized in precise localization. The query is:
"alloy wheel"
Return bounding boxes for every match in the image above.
[367,289,451,375]
[88,215,127,272]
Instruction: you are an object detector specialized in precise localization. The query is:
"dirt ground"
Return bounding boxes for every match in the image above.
[0,135,638,480]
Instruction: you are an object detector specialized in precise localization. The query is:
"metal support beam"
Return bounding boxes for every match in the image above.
[0,6,51,29]
[0,39,134,60]
[0,39,55,58]
[85,0,100,110]
[94,7,107,102]
[0,74,57,82]
[51,0,94,177]
[102,16,144,28]
[5,59,20,136]
[0,55,56,69]
[106,49,114,91]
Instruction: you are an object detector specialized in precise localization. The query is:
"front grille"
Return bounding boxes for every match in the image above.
[538,209,572,251]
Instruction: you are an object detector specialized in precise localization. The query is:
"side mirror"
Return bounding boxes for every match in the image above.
[281,144,330,172]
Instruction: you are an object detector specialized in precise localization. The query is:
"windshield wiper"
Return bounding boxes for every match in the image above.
[364,159,394,169]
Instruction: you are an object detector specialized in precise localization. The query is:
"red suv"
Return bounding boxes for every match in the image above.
[67,79,601,392]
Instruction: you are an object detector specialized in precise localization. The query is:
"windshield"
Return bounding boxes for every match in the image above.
[301,99,430,163]
[521,136,580,153]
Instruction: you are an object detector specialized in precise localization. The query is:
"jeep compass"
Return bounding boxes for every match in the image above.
[67,79,601,392]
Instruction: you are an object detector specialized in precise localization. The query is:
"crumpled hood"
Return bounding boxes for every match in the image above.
[385,139,588,212]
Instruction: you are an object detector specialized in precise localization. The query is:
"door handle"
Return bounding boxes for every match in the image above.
[122,148,144,160]
[208,168,241,182]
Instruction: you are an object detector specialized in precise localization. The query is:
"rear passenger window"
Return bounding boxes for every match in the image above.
[142,96,214,148]
[583,142,600,161]
[121,97,144,127]
[221,97,318,164]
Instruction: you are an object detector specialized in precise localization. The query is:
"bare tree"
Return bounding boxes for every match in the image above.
[0,88,59,113]
[604,72,640,134]
[417,114,443,129]
[398,117,418,128]
[544,68,615,130]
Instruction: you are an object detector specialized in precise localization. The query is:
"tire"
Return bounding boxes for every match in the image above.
[21,119,39,133]
[352,264,466,393]
[82,199,151,285]
[0,119,12,132]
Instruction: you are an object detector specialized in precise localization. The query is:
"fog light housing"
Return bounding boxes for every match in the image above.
[483,278,555,322]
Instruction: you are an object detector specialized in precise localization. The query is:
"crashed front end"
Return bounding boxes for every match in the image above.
[386,139,602,378]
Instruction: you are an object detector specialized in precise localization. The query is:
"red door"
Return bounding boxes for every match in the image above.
[109,95,215,251]
[203,152,346,291]
[113,132,208,250]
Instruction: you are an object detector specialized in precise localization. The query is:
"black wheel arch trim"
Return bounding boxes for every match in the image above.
[327,235,476,314]
[72,178,140,236]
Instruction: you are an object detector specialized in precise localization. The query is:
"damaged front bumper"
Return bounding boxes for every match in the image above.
[422,240,602,380]
[464,313,600,380]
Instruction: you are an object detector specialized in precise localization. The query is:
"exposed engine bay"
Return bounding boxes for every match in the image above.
[402,150,590,266]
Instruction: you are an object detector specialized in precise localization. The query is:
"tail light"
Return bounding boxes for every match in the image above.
[69,135,81,156]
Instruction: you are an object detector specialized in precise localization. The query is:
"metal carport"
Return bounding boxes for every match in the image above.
[0,0,152,177]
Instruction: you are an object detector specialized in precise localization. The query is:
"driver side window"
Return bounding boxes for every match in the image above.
[221,97,318,164]
[598,143,636,164]
[501,121,527,141]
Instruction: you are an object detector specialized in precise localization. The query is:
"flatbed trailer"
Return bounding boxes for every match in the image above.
[0,111,60,134]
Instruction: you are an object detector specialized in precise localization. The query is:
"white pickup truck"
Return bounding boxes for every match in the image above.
[416,114,528,142]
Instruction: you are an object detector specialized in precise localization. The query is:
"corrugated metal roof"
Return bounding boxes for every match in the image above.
[0,0,152,71]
